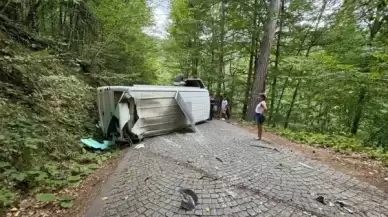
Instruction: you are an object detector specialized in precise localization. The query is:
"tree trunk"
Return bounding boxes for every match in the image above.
[350,0,386,134]
[210,11,216,93]
[59,0,63,36]
[246,0,280,121]
[217,0,225,97]
[230,60,236,116]
[273,76,288,126]
[268,0,285,123]
[241,0,258,118]
[26,0,41,32]
[284,80,300,128]
[351,87,366,134]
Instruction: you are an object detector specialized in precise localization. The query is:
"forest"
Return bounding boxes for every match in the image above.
[164,0,388,156]
[0,0,387,213]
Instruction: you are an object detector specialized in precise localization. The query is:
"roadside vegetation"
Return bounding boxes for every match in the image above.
[0,0,156,212]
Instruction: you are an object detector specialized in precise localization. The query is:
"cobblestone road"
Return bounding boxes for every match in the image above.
[86,121,388,217]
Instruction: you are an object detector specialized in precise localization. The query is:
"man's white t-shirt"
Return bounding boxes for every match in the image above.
[255,101,267,114]
[221,99,228,109]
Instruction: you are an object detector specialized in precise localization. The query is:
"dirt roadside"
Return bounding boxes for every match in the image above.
[233,121,388,193]
[5,150,126,217]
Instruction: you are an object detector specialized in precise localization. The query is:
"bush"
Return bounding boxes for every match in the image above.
[266,126,388,165]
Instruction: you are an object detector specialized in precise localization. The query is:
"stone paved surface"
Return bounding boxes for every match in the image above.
[86,121,388,217]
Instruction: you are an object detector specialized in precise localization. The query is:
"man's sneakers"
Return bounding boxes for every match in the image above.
[256,137,261,140]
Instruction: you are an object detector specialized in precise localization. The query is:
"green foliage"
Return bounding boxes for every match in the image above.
[35,193,75,208]
[0,187,16,209]
[0,41,122,212]
[58,195,76,201]
[165,0,388,166]
[267,127,388,165]
[36,194,56,202]
[60,201,74,208]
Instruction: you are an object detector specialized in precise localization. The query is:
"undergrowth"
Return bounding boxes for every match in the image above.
[0,35,121,212]
[239,120,388,166]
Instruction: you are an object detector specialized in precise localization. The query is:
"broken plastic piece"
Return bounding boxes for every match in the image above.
[135,144,145,149]
[299,162,314,169]
[81,138,113,150]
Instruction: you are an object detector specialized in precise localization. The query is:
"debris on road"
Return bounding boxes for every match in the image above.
[226,189,237,198]
[335,200,354,214]
[135,144,145,149]
[101,197,108,201]
[144,176,152,182]
[335,200,348,208]
[343,207,354,214]
[250,144,279,152]
[315,196,326,205]
[178,188,198,211]
[199,175,219,181]
[215,157,223,163]
[299,162,314,169]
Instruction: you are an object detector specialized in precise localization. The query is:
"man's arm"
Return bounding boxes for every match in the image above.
[262,101,268,112]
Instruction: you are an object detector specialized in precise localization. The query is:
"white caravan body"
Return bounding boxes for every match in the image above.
[97,83,209,141]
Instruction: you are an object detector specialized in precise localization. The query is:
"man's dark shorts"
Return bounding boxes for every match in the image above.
[255,113,265,125]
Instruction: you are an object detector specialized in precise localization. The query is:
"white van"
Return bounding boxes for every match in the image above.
[97,79,210,142]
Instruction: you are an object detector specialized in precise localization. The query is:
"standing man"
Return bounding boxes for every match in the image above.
[255,94,267,140]
[209,93,215,120]
[221,96,228,119]
[226,97,231,119]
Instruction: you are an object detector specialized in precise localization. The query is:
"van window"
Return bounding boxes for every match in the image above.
[185,79,205,88]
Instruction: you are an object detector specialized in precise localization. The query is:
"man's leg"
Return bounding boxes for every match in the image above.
[209,105,213,120]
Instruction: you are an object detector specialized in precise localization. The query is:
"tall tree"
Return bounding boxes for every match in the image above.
[246,0,280,120]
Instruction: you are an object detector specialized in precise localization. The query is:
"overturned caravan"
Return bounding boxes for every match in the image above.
[97,83,210,142]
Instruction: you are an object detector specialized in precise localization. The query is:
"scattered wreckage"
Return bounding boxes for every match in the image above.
[96,78,210,144]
